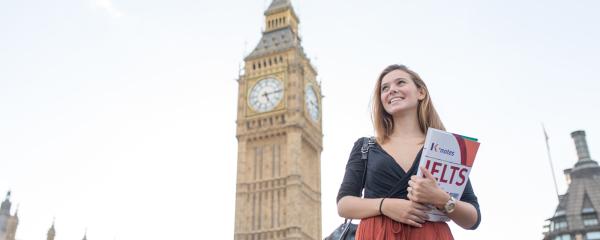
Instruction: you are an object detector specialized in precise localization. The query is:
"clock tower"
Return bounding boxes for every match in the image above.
[234,1,323,240]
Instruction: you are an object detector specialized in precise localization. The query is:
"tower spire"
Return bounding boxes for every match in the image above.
[570,130,599,171]
[572,130,593,161]
[262,0,299,34]
[265,0,292,15]
[1,191,12,215]
[47,218,56,240]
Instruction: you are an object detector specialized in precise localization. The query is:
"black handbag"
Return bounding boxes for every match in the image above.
[324,219,357,240]
[324,137,374,240]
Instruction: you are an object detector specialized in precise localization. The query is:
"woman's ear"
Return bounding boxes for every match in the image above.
[418,88,426,101]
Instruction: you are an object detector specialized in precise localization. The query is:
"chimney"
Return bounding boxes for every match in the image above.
[571,130,592,161]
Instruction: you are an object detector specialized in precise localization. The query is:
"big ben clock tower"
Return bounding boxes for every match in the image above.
[234,1,322,240]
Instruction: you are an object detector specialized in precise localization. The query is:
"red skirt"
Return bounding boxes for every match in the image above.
[356,215,454,240]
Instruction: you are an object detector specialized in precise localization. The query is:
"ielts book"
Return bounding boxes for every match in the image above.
[415,127,480,222]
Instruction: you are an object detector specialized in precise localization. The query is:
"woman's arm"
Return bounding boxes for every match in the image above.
[408,166,480,229]
[446,200,478,229]
[338,196,429,227]
[337,196,381,219]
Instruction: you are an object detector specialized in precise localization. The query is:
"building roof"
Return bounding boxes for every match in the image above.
[556,176,600,229]
[545,131,600,239]
[245,27,303,61]
[264,0,292,15]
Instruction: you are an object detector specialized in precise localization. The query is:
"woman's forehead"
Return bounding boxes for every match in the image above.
[382,70,411,84]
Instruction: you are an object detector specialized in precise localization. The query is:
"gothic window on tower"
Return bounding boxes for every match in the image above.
[582,194,599,227]
[552,217,568,232]
[554,234,572,240]
[586,231,600,240]
[583,213,599,227]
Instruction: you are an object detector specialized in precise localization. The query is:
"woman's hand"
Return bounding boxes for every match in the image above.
[407,166,451,208]
[380,198,429,227]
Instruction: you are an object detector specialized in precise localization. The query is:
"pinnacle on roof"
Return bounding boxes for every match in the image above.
[264,0,292,15]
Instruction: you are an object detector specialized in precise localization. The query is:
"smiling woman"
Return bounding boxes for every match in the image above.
[335,64,481,240]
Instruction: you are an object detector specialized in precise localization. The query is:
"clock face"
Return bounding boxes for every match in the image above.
[248,78,284,113]
[305,84,319,122]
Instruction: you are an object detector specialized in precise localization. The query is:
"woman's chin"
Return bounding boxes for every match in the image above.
[387,107,418,116]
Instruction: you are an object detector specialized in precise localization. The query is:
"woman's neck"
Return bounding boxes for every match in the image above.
[389,109,424,140]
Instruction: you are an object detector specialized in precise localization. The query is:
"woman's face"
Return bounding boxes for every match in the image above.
[380,70,425,116]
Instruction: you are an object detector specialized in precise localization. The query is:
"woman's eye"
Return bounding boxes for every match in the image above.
[381,86,388,92]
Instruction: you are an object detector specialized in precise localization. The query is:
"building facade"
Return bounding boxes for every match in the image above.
[233,0,323,239]
[544,131,600,240]
[0,192,17,240]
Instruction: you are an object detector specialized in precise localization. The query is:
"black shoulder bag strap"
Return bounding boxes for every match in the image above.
[337,136,375,240]
[360,136,376,191]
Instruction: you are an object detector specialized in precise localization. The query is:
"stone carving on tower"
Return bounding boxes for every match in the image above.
[233,0,323,239]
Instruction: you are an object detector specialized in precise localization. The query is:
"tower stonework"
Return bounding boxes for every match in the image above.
[234,1,323,240]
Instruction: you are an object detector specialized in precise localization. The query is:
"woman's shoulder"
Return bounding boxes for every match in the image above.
[349,136,378,152]
[351,136,376,146]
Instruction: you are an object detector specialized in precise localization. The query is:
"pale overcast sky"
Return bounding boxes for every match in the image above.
[1,0,600,239]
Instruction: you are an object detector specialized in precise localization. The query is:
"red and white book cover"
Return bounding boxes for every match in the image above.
[415,128,480,222]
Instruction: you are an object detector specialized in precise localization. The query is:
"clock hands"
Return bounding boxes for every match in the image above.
[261,89,283,102]
[264,89,282,96]
[262,92,270,101]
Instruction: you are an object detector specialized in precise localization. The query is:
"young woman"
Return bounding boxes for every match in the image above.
[336,65,481,239]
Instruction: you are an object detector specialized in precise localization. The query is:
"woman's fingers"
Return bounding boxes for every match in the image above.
[412,209,429,221]
[405,219,423,228]
[414,203,430,212]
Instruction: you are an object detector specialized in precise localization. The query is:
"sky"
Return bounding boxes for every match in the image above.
[1,0,600,239]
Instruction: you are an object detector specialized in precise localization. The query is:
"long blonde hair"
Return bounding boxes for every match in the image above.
[372,64,445,143]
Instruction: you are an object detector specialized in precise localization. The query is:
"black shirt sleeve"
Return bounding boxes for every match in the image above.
[460,179,481,230]
[336,138,365,203]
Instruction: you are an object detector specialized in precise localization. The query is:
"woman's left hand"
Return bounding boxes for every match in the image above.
[407,166,450,208]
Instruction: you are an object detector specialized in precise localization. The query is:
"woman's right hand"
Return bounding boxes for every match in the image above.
[381,198,430,227]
